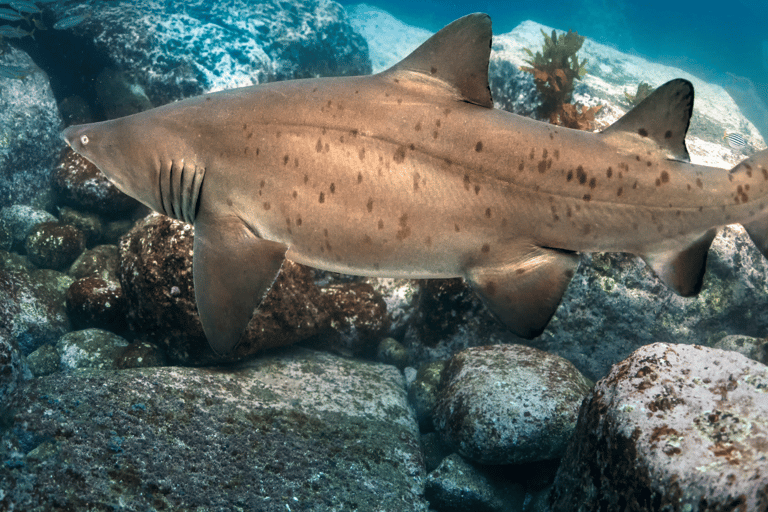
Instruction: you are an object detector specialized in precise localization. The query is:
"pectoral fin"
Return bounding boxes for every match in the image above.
[465,245,579,338]
[193,216,287,354]
[641,229,717,296]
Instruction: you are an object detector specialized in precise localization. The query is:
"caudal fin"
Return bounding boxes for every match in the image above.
[738,148,768,257]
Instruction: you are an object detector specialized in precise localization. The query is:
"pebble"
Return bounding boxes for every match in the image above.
[24,221,85,271]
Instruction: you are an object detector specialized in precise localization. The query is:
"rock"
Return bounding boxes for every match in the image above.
[26,344,60,378]
[408,360,448,432]
[376,337,408,369]
[65,277,126,332]
[67,245,120,282]
[44,0,370,107]
[0,348,427,511]
[421,432,452,473]
[0,328,31,411]
[713,334,768,365]
[434,345,592,465]
[115,340,167,369]
[24,222,85,271]
[550,343,768,512]
[118,214,388,364]
[0,47,62,209]
[52,148,140,218]
[0,267,72,355]
[56,329,130,372]
[58,207,103,247]
[425,453,525,512]
[0,205,56,253]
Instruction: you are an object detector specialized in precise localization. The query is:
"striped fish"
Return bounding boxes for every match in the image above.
[53,11,90,30]
[0,24,33,38]
[0,64,34,79]
[723,131,747,150]
[0,8,24,21]
[9,1,40,14]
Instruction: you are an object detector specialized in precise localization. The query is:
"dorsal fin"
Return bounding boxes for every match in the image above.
[601,79,693,162]
[384,13,493,108]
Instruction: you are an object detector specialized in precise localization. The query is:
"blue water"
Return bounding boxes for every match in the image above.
[340,0,768,138]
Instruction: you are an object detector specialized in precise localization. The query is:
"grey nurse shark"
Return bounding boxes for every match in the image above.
[63,14,768,355]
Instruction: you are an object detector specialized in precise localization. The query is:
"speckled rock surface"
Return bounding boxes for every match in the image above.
[24,222,85,271]
[0,348,427,511]
[56,328,130,372]
[409,360,448,432]
[53,148,141,218]
[0,266,72,355]
[65,276,126,331]
[118,214,388,364]
[0,328,31,412]
[550,343,768,512]
[425,453,525,512]
[46,0,370,107]
[0,206,56,253]
[434,345,592,465]
[713,334,768,365]
[67,244,120,281]
[0,47,62,209]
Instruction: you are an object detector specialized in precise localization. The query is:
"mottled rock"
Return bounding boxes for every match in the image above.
[0,47,62,209]
[45,0,370,106]
[52,148,140,218]
[409,360,448,432]
[713,334,768,365]
[56,329,130,372]
[434,345,592,465]
[426,454,525,512]
[58,207,103,247]
[0,205,56,253]
[118,214,388,364]
[0,329,31,411]
[24,222,85,271]
[65,277,126,331]
[67,245,119,281]
[376,337,408,369]
[115,340,167,369]
[0,267,72,355]
[26,344,61,377]
[550,343,768,512]
[0,349,426,511]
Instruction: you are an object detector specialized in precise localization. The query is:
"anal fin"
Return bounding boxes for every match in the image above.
[193,215,287,355]
[641,229,717,296]
[465,245,579,339]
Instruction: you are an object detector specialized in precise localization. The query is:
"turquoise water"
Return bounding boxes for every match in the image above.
[339,0,768,138]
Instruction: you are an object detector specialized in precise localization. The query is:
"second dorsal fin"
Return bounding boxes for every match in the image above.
[384,13,494,108]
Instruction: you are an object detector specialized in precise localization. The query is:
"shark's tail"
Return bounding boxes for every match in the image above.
[739,148,768,257]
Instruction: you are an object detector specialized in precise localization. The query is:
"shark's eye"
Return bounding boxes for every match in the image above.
[80,135,89,145]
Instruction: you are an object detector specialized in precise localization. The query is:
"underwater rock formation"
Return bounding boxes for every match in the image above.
[550,343,768,511]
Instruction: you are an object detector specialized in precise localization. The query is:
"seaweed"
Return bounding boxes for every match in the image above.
[624,82,655,106]
[520,29,588,119]
[550,103,602,131]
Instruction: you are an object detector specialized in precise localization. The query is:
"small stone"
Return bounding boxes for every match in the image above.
[68,245,119,281]
[0,205,56,252]
[56,329,130,372]
[425,453,525,512]
[116,340,167,369]
[550,343,768,511]
[434,345,592,465]
[25,221,85,271]
[376,337,408,369]
[26,344,61,377]
[65,277,126,331]
[713,334,768,365]
[408,360,448,432]
[58,207,103,247]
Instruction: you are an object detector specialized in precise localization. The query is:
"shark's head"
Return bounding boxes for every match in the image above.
[62,117,205,224]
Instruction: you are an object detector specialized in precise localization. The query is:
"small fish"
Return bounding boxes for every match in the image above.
[723,131,747,150]
[53,11,89,30]
[0,63,33,79]
[0,24,33,38]
[9,1,40,14]
[0,8,24,21]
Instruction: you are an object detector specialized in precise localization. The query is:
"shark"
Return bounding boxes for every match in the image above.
[62,13,768,355]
